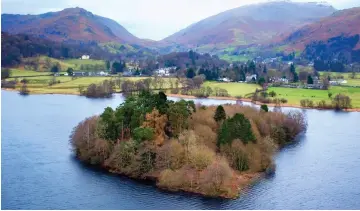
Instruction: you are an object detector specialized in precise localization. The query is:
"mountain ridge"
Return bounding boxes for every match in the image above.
[1,7,149,45]
[162,1,337,53]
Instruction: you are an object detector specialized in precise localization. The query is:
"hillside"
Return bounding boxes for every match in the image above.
[162,1,336,53]
[1,7,145,44]
[1,32,113,67]
[280,7,360,62]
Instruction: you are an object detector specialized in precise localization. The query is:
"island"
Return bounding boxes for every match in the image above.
[70,91,307,199]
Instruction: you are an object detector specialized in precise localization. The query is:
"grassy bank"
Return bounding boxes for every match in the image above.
[268,86,360,108]
[203,81,260,97]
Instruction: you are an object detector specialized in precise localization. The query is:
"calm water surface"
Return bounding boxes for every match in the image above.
[2,90,360,209]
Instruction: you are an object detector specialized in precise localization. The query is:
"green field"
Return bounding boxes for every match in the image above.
[346,79,360,86]
[10,69,53,77]
[220,54,251,62]
[65,59,106,66]
[268,86,360,108]
[203,81,260,97]
[6,74,180,95]
[20,56,106,72]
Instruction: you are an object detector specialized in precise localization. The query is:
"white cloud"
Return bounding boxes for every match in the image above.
[2,0,359,40]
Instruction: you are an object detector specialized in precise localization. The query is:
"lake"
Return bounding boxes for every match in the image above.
[2,90,360,209]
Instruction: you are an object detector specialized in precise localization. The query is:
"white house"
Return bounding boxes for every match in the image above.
[246,74,257,82]
[155,67,176,77]
[81,55,90,60]
[99,71,108,76]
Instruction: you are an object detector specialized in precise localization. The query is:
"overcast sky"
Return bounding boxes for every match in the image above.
[1,0,359,40]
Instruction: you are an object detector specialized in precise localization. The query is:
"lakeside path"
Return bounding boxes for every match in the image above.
[2,88,360,112]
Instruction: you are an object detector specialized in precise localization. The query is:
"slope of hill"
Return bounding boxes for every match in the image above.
[162,1,336,53]
[1,7,144,44]
[1,32,112,67]
[280,7,360,62]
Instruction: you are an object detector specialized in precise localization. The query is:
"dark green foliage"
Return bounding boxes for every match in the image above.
[217,113,256,146]
[293,72,299,83]
[307,75,314,84]
[67,68,74,76]
[214,105,226,123]
[248,61,256,74]
[263,65,267,74]
[51,63,61,72]
[314,59,346,72]
[290,63,296,73]
[260,104,269,112]
[133,127,154,143]
[290,64,299,82]
[19,83,30,95]
[269,91,277,97]
[328,92,333,99]
[99,107,118,141]
[186,68,195,78]
[258,77,266,86]
[1,68,11,79]
[112,61,126,74]
[106,60,111,70]
[98,91,195,141]
[167,99,196,136]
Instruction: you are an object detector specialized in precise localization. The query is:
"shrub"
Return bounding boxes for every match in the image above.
[1,68,11,79]
[271,111,307,147]
[257,96,271,104]
[70,116,112,165]
[188,144,215,170]
[156,140,185,170]
[221,142,249,172]
[171,88,179,94]
[217,113,256,146]
[300,99,314,108]
[280,98,288,104]
[271,98,281,105]
[104,140,137,174]
[214,105,226,123]
[316,100,329,109]
[20,78,29,84]
[19,83,29,95]
[260,91,269,98]
[199,158,233,196]
[158,169,183,189]
[1,80,16,89]
[269,91,277,97]
[332,94,352,110]
[82,80,115,98]
[260,104,269,112]
[270,126,287,146]
[133,127,154,143]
